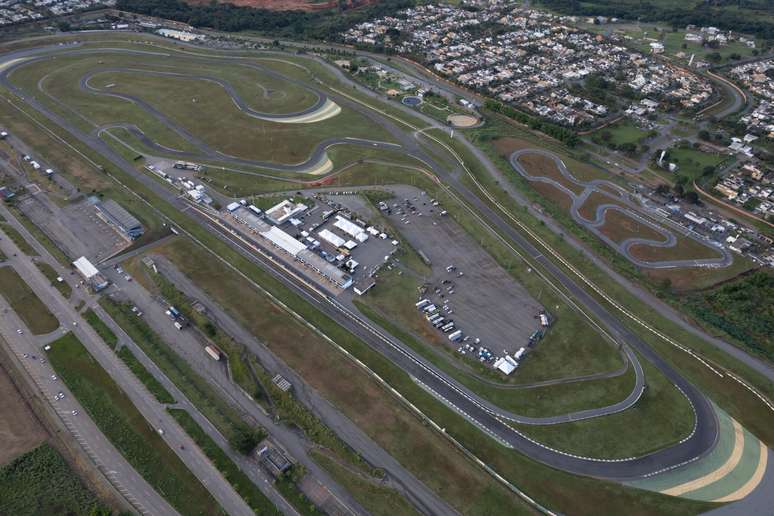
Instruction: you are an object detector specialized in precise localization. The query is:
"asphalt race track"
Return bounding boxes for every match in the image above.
[0,38,725,481]
[510,149,733,269]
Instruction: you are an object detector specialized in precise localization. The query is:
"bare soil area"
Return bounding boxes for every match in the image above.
[0,364,47,465]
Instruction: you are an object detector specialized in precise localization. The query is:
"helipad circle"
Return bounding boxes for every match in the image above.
[447,113,479,128]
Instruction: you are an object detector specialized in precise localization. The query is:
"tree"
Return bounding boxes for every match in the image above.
[673,183,685,197]
[702,165,716,176]
[685,190,700,204]
[698,129,710,141]
[229,424,264,455]
[655,184,671,196]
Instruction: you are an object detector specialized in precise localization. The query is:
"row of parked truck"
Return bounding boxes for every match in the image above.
[416,298,464,342]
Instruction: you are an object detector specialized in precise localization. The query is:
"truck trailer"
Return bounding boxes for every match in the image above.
[205,346,221,361]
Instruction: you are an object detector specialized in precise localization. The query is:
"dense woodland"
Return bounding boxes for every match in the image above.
[117,0,415,39]
[539,0,774,40]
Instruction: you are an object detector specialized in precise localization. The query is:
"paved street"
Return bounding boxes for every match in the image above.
[0,209,255,516]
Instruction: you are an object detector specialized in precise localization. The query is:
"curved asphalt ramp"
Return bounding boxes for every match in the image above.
[627,406,770,504]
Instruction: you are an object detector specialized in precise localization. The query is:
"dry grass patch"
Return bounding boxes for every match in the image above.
[516,154,585,195]
[0,362,47,465]
[598,211,665,244]
[629,235,724,263]
[577,191,627,221]
[151,238,531,514]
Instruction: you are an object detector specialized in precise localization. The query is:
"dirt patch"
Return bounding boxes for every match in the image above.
[184,0,374,11]
[493,137,535,158]
[517,153,585,196]
[0,363,47,465]
[577,191,627,221]
[598,210,665,244]
[530,181,573,212]
[644,259,756,291]
[447,114,479,128]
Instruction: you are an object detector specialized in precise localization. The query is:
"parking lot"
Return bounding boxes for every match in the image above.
[378,185,545,356]
[16,194,130,262]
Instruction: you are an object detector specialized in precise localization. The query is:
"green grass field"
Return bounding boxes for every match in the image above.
[10,50,396,166]
[601,119,650,147]
[0,444,106,516]
[47,332,222,515]
[0,265,59,334]
[357,297,638,419]
[83,308,118,347]
[666,146,729,182]
[513,349,695,458]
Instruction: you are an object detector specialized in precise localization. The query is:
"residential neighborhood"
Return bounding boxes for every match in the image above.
[729,58,774,140]
[0,0,113,26]
[344,2,714,127]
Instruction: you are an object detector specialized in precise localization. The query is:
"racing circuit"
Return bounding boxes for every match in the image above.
[510,149,734,269]
[0,35,769,498]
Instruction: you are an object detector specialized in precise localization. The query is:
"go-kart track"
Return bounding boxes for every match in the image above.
[0,36,761,489]
[510,149,734,270]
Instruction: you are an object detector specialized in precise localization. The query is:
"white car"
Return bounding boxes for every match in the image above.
[50,374,57,381]
[16,329,23,334]
[71,410,79,416]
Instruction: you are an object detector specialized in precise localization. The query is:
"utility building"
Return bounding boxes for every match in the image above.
[73,256,109,291]
[96,199,144,239]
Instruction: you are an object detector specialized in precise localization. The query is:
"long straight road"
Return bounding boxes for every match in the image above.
[0,227,177,516]
[0,208,255,516]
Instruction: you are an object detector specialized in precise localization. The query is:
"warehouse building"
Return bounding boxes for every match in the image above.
[96,199,144,239]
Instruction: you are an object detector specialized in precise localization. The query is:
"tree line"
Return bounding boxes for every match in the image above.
[539,0,774,40]
[484,99,580,147]
[117,0,415,39]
